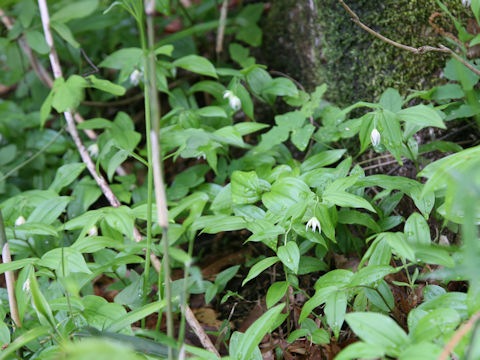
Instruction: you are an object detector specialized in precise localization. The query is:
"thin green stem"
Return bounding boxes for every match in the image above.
[0,127,65,182]
[136,2,153,330]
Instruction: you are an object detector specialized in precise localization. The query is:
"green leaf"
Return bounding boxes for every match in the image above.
[379,88,402,113]
[231,171,263,205]
[25,30,49,54]
[188,80,226,100]
[377,110,403,163]
[192,215,247,234]
[263,78,298,97]
[266,281,288,308]
[107,300,167,333]
[173,55,217,78]
[323,191,375,212]
[27,196,70,225]
[275,110,306,130]
[325,290,347,338]
[86,75,126,96]
[242,256,279,286]
[301,150,346,172]
[197,106,227,118]
[0,258,38,276]
[51,0,98,23]
[154,44,174,56]
[29,272,56,328]
[398,343,442,360]
[39,248,92,275]
[291,124,315,151]
[49,163,86,193]
[297,256,328,275]
[299,286,337,323]
[286,329,310,343]
[345,312,409,357]
[0,326,50,359]
[414,245,454,267]
[350,265,397,287]
[277,241,300,274]
[397,105,445,139]
[383,232,416,260]
[99,47,142,70]
[51,21,80,48]
[335,341,385,360]
[52,75,88,113]
[413,308,460,342]
[13,223,58,237]
[234,304,285,360]
[404,213,430,246]
[338,209,381,232]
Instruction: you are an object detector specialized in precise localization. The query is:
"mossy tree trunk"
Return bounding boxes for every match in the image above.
[261,0,470,106]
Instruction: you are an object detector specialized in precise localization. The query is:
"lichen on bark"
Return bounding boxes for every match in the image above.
[262,0,471,106]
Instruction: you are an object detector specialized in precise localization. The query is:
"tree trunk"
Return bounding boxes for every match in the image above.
[261,0,471,105]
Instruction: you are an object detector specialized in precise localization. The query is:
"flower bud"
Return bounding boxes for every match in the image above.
[129,69,142,86]
[370,128,381,147]
[223,90,242,111]
[87,143,99,158]
[88,226,98,237]
[15,216,26,227]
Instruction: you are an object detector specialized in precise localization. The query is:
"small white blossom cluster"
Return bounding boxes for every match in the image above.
[87,143,99,158]
[306,216,321,233]
[223,90,242,111]
[370,128,381,147]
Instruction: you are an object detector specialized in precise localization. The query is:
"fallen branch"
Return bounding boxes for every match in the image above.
[338,0,480,77]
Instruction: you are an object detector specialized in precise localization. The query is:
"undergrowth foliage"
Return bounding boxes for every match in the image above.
[0,0,480,359]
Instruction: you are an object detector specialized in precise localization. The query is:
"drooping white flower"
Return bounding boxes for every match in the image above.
[22,278,30,293]
[87,143,99,158]
[15,216,26,227]
[223,90,242,111]
[306,216,321,233]
[88,226,98,237]
[129,69,142,86]
[462,0,471,7]
[370,128,381,147]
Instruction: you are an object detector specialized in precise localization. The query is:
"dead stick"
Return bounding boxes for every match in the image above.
[439,309,480,360]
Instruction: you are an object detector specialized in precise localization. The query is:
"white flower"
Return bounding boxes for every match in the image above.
[22,279,30,293]
[87,143,99,158]
[129,69,142,86]
[15,216,26,227]
[88,226,98,237]
[370,128,381,147]
[223,90,242,111]
[462,0,471,7]
[306,216,321,233]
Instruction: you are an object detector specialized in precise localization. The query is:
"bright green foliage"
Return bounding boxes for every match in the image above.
[0,0,480,359]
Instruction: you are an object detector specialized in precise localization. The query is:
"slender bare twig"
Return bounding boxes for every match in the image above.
[215,0,229,54]
[0,211,21,328]
[36,0,159,269]
[80,48,99,77]
[338,0,480,77]
[439,309,480,360]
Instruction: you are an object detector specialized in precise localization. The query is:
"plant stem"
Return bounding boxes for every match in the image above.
[0,128,65,182]
[137,1,153,330]
[145,1,173,356]
[0,210,21,328]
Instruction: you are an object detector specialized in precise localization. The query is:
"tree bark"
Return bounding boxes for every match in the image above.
[261,0,471,105]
